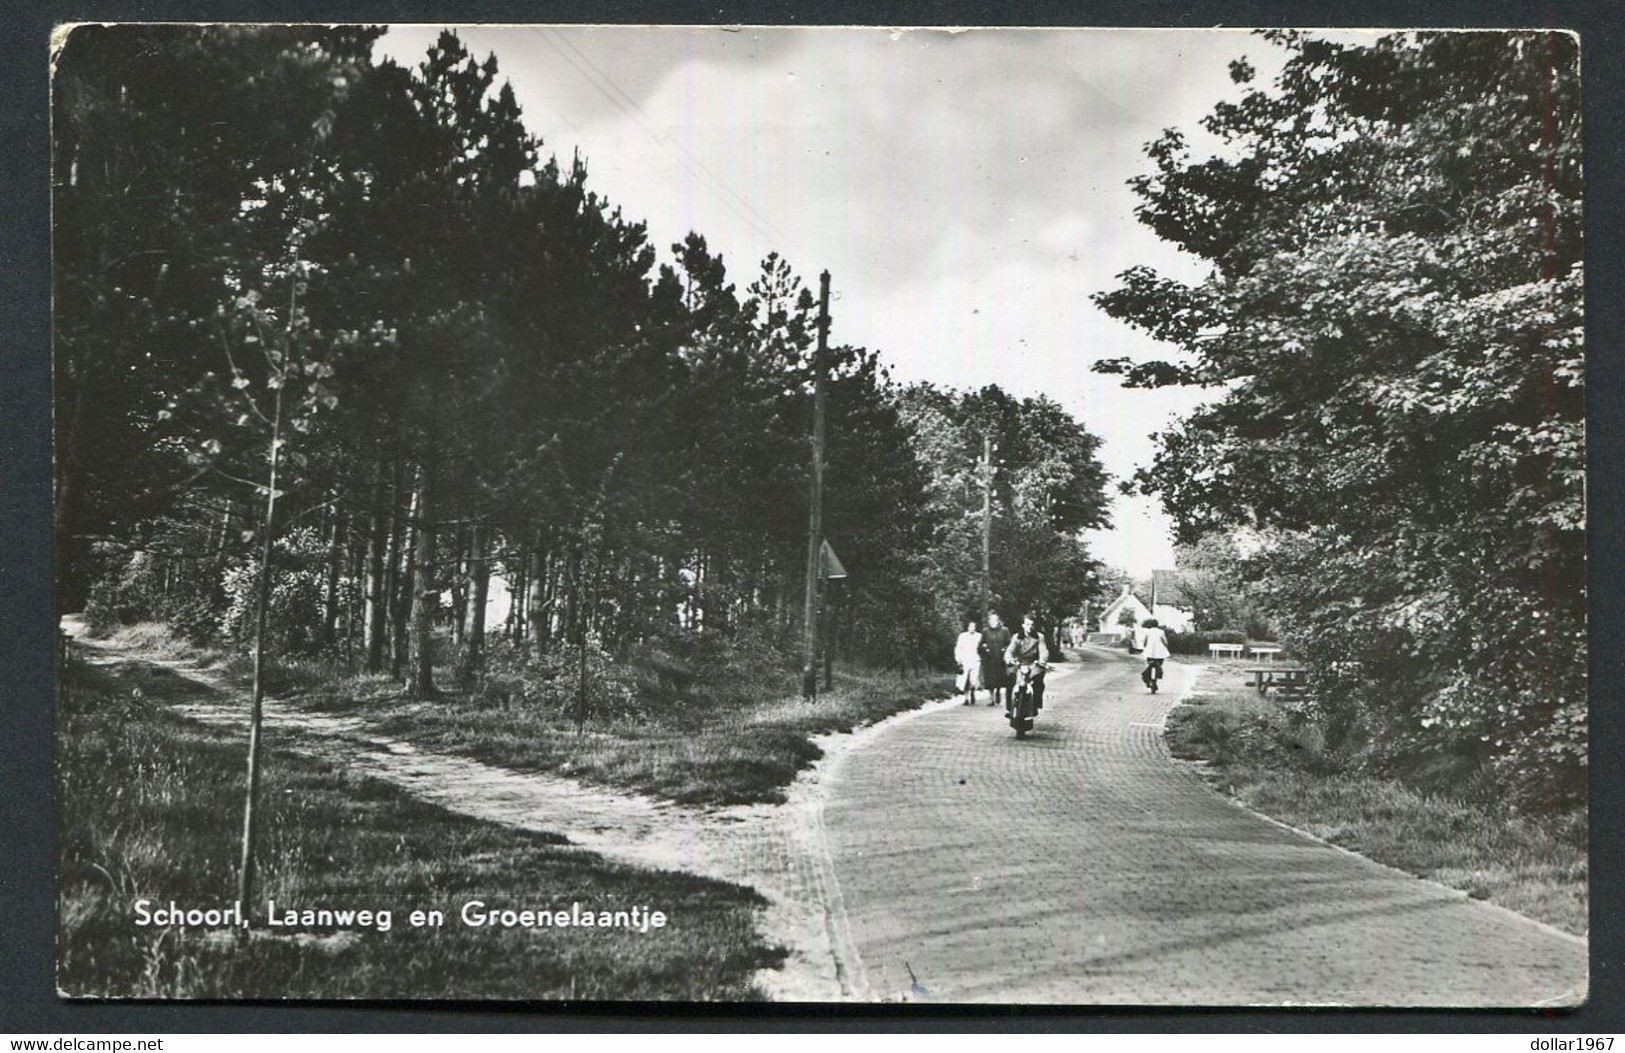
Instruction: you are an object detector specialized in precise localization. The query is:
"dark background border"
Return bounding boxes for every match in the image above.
[4,0,1620,1033]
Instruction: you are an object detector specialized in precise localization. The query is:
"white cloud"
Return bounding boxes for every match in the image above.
[379,25,1278,576]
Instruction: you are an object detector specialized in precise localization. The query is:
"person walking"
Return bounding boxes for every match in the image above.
[954,620,984,705]
[978,611,1013,709]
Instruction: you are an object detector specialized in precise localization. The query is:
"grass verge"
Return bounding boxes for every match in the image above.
[171,631,951,807]
[313,666,951,806]
[58,655,782,999]
[1163,666,1587,937]
[97,622,952,806]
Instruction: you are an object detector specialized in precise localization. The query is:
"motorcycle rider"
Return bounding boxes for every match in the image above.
[1003,613,1050,715]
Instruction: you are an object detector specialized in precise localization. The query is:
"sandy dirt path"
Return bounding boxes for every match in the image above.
[62,617,927,1001]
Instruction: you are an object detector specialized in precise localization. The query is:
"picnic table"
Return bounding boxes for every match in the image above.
[1207,643,1245,660]
[1248,645,1284,662]
[1246,664,1308,695]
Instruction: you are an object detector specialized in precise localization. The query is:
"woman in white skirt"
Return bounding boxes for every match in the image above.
[954,620,984,705]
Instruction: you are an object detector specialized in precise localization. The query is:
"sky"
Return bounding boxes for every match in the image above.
[377,26,1312,577]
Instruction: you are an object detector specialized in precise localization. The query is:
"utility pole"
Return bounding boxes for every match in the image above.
[801,270,831,699]
[823,583,835,691]
[980,431,993,622]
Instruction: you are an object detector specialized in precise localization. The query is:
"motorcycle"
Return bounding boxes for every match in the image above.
[1008,661,1046,739]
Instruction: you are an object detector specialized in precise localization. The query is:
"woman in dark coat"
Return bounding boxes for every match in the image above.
[978,611,1013,709]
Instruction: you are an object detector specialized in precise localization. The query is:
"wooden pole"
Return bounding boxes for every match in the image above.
[823,582,835,691]
[801,271,831,699]
[981,431,993,622]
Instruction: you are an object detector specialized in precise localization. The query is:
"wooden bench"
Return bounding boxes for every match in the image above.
[1208,643,1245,660]
[1248,645,1283,662]
[1246,665,1308,696]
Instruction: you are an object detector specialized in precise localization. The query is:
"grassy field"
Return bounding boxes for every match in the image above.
[57,655,782,999]
[1164,665,1588,936]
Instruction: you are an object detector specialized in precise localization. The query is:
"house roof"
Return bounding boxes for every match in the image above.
[1100,588,1151,617]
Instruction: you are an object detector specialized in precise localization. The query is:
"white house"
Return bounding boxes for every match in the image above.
[1095,573,1197,638]
[1096,586,1152,637]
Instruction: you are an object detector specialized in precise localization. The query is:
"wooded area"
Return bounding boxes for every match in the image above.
[1094,31,1585,807]
[53,25,1586,811]
[53,27,1110,705]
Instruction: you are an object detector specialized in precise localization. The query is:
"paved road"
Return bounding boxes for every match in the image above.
[821,649,1587,1006]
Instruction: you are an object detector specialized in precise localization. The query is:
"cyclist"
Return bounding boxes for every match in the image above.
[1134,617,1171,692]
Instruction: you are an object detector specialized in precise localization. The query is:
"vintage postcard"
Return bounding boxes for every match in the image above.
[52,24,1586,1004]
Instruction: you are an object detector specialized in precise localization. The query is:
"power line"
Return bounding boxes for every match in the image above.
[549,29,791,246]
[526,27,798,257]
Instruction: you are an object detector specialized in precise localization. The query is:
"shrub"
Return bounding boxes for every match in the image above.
[1252,533,1586,811]
[82,546,226,643]
[218,526,329,655]
[474,633,643,726]
[83,550,165,631]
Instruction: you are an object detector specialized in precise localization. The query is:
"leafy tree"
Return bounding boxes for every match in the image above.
[1171,534,1270,636]
[896,384,1109,657]
[1093,32,1583,804]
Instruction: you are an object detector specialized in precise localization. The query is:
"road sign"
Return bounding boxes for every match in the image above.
[820,539,847,580]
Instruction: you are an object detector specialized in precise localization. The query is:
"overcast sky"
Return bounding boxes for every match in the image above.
[378,26,1328,577]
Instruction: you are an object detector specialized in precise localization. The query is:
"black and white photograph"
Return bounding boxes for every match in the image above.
[49,23,1587,1005]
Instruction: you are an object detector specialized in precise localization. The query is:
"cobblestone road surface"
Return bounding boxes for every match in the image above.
[820,649,1587,1006]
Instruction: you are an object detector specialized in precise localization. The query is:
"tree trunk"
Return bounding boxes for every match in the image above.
[460,524,490,680]
[237,368,286,913]
[390,470,418,680]
[823,586,835,690]
[362,459,389,673]
[451,524,468,648]
[508,553,525,643]
[407,465,437,698]
[527,529,549,655]
[53,381,87,613]
[561,548,582,645]
[345,520,363,663]
[319,507,344,649]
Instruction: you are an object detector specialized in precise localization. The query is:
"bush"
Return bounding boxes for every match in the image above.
[1251,532,1586,811]
[83,550,165,631]
[82,547,226,644]
[218,526,329,655]
[475,633,644,725]
[166,591,226,646]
